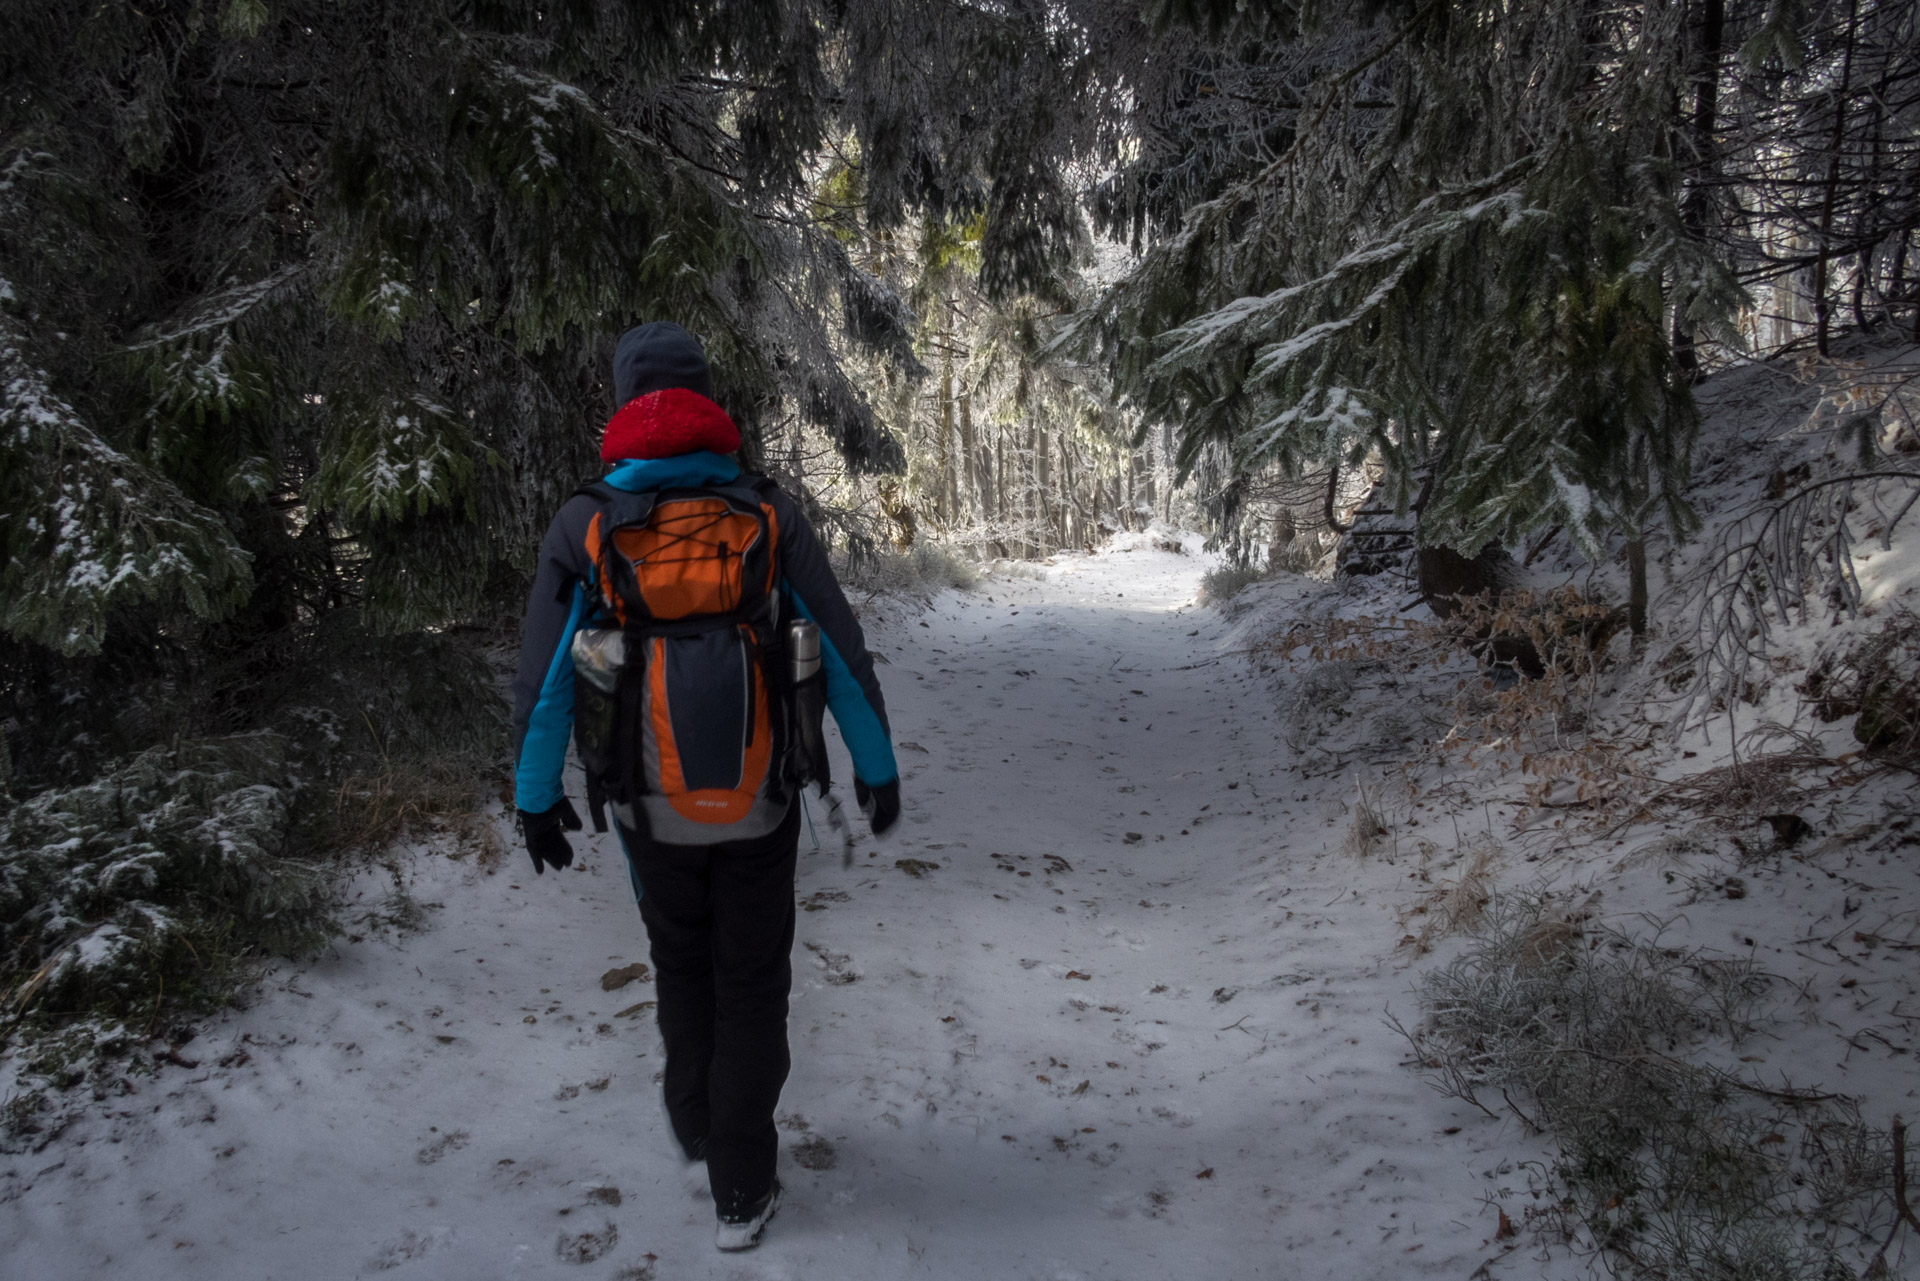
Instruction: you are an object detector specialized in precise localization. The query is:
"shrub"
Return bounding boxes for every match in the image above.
[1404,897,1905,1279]
[842,541,977,595]
[1805,607,1920,764]
[1274,657,1367,751]
[1271,531,1332,575]
[0,622,506,1081]
[1200,561,1268,604]
[0,734,329,1027]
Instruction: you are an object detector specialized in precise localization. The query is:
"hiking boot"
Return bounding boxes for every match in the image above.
[714,1181,781,1252]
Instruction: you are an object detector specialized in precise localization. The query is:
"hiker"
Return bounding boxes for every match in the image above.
[509,321,900,1251]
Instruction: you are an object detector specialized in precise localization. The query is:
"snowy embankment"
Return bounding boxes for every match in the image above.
[1219,340,1920,1277]
[0,527,1546,1281]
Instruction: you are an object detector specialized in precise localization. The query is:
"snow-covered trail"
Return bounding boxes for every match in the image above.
[2,539,1526,1280]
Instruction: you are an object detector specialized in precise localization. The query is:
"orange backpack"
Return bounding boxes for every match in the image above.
[569,478,797,839]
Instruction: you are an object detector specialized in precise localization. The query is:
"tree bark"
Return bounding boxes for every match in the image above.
[958,391,976,528]
[995,431,1007,556]
[1089,462,1101,544]
[1674,0,1724,380]
[1162,421,1175,522]
[1627,538,1648,638]
[1324,461,1352,533]
[1813,0,1862,356]
[1019,420,1035,558]
[937,341,953,526]
[1036,426,1053,551]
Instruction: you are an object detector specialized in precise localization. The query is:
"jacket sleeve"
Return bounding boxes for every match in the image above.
[773,490,898,787]
[511,503,591,814]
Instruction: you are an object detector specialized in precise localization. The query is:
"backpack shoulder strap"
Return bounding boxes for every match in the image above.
[574,479,663,529]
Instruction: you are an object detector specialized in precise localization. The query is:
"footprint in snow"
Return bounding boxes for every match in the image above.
[367,1227,454,1270]
[804,941,860,985]
[790,1134,838,1170]
[555,1221,618,1264]
[414,1130,469,1164]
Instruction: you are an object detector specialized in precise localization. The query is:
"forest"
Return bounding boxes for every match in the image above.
[2,1,1919,1277]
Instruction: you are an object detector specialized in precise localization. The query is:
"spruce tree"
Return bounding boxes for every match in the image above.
[1067,2,1748,617]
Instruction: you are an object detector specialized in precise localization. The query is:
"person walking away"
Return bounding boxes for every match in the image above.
[509,322,900,1251]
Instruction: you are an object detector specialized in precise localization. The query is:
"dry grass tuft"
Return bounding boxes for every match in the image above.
[1652,750,1829,815]
[1399,836,1501,954]
[331,758,504,867]
[1342,779,1390,858]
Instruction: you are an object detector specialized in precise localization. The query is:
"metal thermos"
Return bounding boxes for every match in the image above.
[787,619,830,794]
[787,618,821,684]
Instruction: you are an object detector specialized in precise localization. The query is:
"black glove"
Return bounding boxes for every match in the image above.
[519,797,582,875]
[854,778,900,836]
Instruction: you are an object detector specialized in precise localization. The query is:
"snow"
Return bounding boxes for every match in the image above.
[3,346,1916,1277]
[1152,240,1410,371]
[67,923,130,972]
[1246,258,1412,384]
[1245,384,1372,458]
[127,265,304,348]
[332,400,466,520]
[0,539,1549,1280]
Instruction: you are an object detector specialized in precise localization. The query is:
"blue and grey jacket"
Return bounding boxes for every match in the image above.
[509,452,896,831]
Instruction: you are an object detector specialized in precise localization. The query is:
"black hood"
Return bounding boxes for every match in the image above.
[612,322,715,405]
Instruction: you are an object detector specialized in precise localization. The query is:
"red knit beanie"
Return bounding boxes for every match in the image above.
[600,387,742,462]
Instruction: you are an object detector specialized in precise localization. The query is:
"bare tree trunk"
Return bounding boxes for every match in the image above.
[1089,462,1101,544]
[1627,538,1648,638]
[1139,438,1155,523]
[958,390,977,532]
[1853,249,1870,331]
[995,431,1007,557]
[1674,0,1724,380]
[1027,422,1041,557]
[1060,440,1078,546]
[1813,0,1862,356]
[1910,230,1920,343]
[1161,421,1175,522]
[1896,227,1920,343]
[1857,30,1896,332]
[1036,426,1053,552]
[937,343,953,527]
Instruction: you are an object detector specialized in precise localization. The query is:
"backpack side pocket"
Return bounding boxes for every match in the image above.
[570,628,627,797]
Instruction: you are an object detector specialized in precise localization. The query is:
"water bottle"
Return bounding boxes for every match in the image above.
[569,629,627,817]
[571,628,627,693]
[787,618,821,685]
[787,619,829,791]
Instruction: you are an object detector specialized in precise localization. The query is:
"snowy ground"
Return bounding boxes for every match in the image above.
[0,533,1556,1280]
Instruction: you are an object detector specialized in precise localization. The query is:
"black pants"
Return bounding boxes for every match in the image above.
[622,803,799,1218]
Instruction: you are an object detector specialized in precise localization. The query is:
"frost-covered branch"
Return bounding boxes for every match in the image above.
[0,310,251,656]
[1662,465,1920,735]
